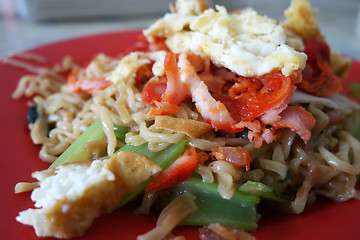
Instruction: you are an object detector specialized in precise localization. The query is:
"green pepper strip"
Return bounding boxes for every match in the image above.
[110,140,186,211]
[238,181,289,203]
[50,119,105,168]
[171,177,260,231]
[355,110,360,141]
[50,119,128,168]
[114,123,128,141]
[347,82,360,98]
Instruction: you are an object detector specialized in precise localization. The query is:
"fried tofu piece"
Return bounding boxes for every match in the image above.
[154,115,212,138]
[16,151,161,239]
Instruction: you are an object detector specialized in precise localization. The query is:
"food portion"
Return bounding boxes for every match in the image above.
[16,151,161,238]
[10,0,359,239]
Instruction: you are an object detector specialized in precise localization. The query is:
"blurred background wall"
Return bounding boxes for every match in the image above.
[1,0,358,22]
[1,0,359,60]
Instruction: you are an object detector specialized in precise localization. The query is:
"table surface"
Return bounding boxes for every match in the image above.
[0,0,360,61]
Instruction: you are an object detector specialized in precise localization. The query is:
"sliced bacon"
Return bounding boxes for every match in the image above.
[327,110,346,126]
[187,53,211,74]
[142,52,311,147]
[143,52,237,131]
[67,69,113,94]
[145,101,180,119]
[224,71,297,122]
[298,38,342,97]
[275,106,316,142]
[232,120,261,134]
[211,146,251,171]
[162,52,189,104]
[261,128,281,145]
[199,73,227,95]
[142,52,189,117]
[135,62,154,87]
[177,53,236,131]
[141,77,167,106]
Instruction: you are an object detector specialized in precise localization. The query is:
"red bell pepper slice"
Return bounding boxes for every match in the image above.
[145,147,198,193]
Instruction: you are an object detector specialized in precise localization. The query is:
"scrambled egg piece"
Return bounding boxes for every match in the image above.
[285,0,351,77]
[108,51,167,84]
[144,0,307,77]
[284,0,324,42]
[285,0,351,78]
[16,151,161,239]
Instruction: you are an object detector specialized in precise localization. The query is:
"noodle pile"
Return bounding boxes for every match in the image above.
[9,0,360,239]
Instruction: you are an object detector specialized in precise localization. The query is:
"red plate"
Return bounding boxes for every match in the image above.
[0,30,360,240]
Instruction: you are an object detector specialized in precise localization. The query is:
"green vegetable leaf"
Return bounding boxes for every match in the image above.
[238,181,289,203]
[50,119,129,168]
[113,123,128,141]
[50,119,106,168]
[355,110,360,142]
[171,177,260,231]
[347,82,360,98]
[27,105,39,124]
